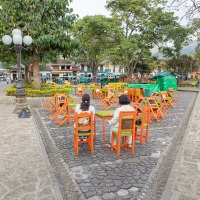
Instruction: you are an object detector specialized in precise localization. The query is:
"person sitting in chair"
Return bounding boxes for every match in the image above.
[75,94,95,141]
[108,94,135,145]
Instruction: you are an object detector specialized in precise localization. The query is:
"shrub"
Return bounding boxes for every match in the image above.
[6,88,16,96]
[6,87,70,97]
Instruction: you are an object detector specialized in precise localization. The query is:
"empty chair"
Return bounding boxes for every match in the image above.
[135,106,150,144]
[93,86,102,99]
[76,86,84,97]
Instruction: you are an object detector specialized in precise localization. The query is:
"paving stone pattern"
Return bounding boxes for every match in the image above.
[161,91,200,200]
[36,91,197,200]
[0,83,62,200]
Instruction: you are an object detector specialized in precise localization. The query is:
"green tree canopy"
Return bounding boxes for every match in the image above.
[165,55,198,75]
[106,0,191,81]
[0,0,77,89]
[72,15,121,81]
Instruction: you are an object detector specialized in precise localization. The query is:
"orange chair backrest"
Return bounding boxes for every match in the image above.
[56,94,66,104]
[118,111,136,133]
[124,88,130,94]
[141,106,150,124]
[108,87,114,95]
[95,86,101,93]
[74,112,93,133]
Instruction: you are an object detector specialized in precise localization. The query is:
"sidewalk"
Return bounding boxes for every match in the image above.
[161,88,200,200]
[0,83,62,200]
[0,83,200,200]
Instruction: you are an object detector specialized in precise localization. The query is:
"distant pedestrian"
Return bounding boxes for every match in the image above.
[6,77,10,84]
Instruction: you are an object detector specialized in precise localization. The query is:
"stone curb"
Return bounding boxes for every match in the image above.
[137,90,198,200]
[160,90,200,200]
[31,108,85,200]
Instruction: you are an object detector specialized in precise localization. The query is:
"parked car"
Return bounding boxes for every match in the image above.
[0,77,6,81]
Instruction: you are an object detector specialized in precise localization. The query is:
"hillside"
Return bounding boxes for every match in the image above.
[152,40,198,57]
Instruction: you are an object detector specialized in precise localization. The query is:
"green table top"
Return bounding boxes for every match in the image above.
[95,110,115,117]
[68,103,77,107]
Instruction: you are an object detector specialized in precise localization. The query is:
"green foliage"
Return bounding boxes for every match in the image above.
[165,55,198,74]
[72,15,121,80]
[6,88,16,96]
[106,0,191,78]
[0,0,77,89]
[6,86,70,96]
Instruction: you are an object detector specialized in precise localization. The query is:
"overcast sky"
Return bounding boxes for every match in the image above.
[70,0,188,25]
[70,0,110,18]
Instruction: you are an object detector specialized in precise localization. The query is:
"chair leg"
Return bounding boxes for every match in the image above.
[131,134,134,155]
[74,134,79,156]
[90,135,94,155]
[111,133,114,151]
[117,135,120,156]
[140,127,144,145]
[145,127,149,142]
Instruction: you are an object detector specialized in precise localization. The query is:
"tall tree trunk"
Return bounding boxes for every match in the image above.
[32,58,41,90]
[127,65,134,83]
[24,66,29,82]
[92,68,98,83]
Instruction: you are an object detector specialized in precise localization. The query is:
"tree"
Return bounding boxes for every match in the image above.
[165,54,198,74]
[170,0,200,20]
[0,0,77,89]
[72,15,121,82]
[106,0,191,82]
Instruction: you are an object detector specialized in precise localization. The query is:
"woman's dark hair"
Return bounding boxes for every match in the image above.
[80,93,90,111]
[119,94,130,105]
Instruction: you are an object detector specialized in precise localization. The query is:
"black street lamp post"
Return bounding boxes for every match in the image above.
[2,28,32,116]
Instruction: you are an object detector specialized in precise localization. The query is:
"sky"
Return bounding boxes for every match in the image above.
[70,0,188,25]
[70,0,110,18]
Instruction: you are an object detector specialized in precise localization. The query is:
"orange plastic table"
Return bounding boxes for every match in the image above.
[94,110,115,147]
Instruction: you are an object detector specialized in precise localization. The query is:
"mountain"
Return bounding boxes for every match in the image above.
[151,40,198,57]
[181,40,198,55]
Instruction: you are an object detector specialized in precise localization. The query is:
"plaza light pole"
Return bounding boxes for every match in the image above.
[2,28,32,116]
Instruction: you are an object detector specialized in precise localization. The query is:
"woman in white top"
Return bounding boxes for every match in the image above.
[75,93,95,118]
[75,94,95,140]
[108,94,135,145]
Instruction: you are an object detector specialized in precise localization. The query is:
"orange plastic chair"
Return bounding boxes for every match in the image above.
[160,92,174,108]
[129,88,136,102]
[50,98,73,125]
[123,88,130,98]
[134,88,144,102]
[152,93,169,116]
[74,112,94,156]
[93,86,102,99]
[48,94,66,114]
[167,89,180,104]
[43,93,58,109]
[111,111,136,156]
[76,86,84,97]
[135,106,150,144]
[147,97,164,122]
[99,93,114,110]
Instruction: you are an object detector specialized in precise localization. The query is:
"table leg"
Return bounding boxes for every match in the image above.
[94,116,96,141]
[102,119,105,147]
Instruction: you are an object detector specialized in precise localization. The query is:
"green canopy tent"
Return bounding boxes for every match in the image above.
[146,72,178,91]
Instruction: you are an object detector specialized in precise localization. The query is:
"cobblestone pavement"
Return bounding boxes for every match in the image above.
[1,82,199,200]
[161,90,200,200]
[0,82,63,200]
[34,89,197,200]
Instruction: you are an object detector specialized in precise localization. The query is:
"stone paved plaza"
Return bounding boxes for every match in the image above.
[32,91,197,200]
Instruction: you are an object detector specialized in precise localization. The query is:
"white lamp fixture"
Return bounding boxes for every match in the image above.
[2,35,12,45]
[13,34,22,45]
[23,35,32,46]
[12,28,22,36]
